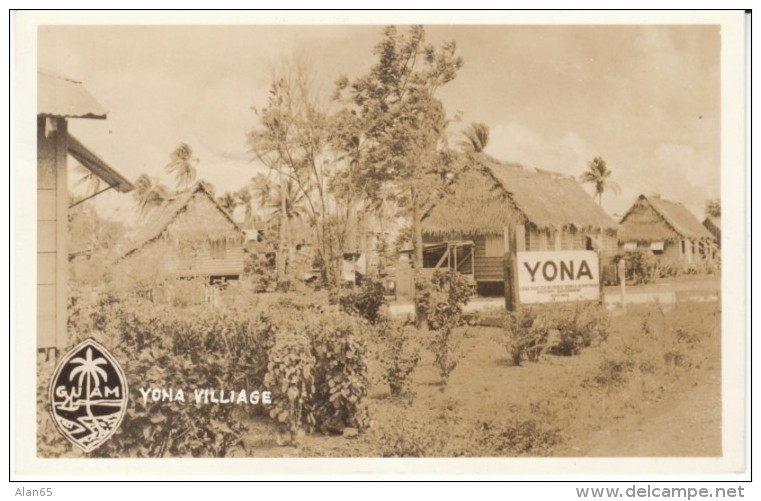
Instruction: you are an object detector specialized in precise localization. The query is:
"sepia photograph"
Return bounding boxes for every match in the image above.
[12,10,748,478]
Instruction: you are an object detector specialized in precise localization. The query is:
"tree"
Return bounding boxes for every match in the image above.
[235,187,255,223]
[705,199,721,218]
[579,156,621,206]
[165,143,199,191]
[216,192,237,215]
[458,122,490,153]
[334,25,464,269]
[133,174,170,218]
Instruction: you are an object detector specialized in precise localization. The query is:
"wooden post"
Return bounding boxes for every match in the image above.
[503,224,518,312]
[618,258,626,310]
[597,250,605,307]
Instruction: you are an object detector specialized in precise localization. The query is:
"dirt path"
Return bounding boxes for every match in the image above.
[572,374,721,457]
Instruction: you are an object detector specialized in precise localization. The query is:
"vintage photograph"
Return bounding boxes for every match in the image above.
[17,11,747,474]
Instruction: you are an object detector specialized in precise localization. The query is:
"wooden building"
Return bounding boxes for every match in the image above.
[618,194,716,268]
[38,69,135,352]
[118,183,246,282]
[422,155,618,294]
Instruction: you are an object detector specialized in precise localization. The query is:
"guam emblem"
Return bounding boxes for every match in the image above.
[49,339,128,452]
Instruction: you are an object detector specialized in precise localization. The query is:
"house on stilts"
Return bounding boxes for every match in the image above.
[418,155,618,296]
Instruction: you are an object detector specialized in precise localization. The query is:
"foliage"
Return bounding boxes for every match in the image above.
[414,270,472,331]
[165,142,199,191]
[579,156,620,206]
[133,174,171,218]
[458,122,490,153]
[503,303,610,364]
[264,332,316,445]
[336,278,387,324]
[705,198,721,218]
[616,249,658,284]
[473,418,564,455]
[375,320,421,398]
[244,251,277,292]
[502,308,548,365]
[414,270,472,384]
[335,25,465,267]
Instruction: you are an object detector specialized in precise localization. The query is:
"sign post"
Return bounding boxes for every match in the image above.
[503,224,518,311]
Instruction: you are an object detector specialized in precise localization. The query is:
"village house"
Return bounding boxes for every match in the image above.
[415,155,618,296]
[37,69,135,354]
[618,194,717,268]
[117,183,246,283]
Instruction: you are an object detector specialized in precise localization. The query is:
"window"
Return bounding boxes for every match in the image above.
[650,241,664,255]
[623,242,637,251]
[210,240,227,259]
[484,236,504,257]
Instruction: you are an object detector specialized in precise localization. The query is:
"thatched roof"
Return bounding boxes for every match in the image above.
[119,183,244,260]
[423,154,617,236]
[619,194,713,243]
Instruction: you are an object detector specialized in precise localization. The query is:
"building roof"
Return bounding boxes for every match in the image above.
[38,69,107,119]
[68,133,134,193]
[704,216,721,231]
[119,183,244,260]
[423,154,617,236]
[619,194,714,242]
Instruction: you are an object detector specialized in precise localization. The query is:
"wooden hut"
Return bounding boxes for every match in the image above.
[37,69,134,353]
[422,155,618,294]
[618,194,716,268]
[117,183,246,282]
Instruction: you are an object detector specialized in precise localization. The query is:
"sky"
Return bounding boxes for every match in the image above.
[37,23,721,225]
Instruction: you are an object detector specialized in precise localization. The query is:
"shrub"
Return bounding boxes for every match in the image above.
[502,308,550,365]
[336,278,387,324]
[264,332,316,445]
[376,320,421,399]
[551,304,610,356]
[617,250,658,284]
[415,271,471,384]
[474,418,563,455]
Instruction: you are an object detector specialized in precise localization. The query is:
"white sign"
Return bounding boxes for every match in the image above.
[516,250,600,304]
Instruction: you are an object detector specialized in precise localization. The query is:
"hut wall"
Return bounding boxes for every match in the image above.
[473,235,504,282]
[37,116,68,349]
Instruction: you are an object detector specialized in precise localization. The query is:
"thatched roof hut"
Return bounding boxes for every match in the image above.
[703,216,721,247]
[424,155,617,237]
[121,183,244,260]
[618,194,713,243]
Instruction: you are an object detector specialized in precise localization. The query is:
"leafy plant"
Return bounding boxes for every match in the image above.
[376,320,421,398]
[336,278,387,324]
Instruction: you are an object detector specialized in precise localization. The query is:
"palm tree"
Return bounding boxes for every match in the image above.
[458,122,490,153]
[235,187,255,223]
[216,192,237,215]
[705,199,721,218]
[579,156,621,206]
[133,174,170,218]
[165,143,199,191]
[251,174,307,221]
[69,347,108,421]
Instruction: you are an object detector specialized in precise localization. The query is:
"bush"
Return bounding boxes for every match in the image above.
[415,271,472,384]
[617,250,658,284]
[474,418,563,455]
[503,304,610,364]
[336,278,387,324]
[375,320,421,399]
[54,291,372,456]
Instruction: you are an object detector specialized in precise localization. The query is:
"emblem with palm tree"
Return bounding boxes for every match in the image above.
[69,347,109,422]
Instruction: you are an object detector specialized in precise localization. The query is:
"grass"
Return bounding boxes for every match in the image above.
[241,300,721,457]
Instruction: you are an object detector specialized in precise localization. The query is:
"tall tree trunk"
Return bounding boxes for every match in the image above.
[412,188,424,269]
[276,169,288,289]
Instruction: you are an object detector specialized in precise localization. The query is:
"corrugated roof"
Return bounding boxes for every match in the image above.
[38,69,107,119]
[620,195,713,241]
[119,183,244,260]
[423,154,617,236]
[67,133,134,193]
